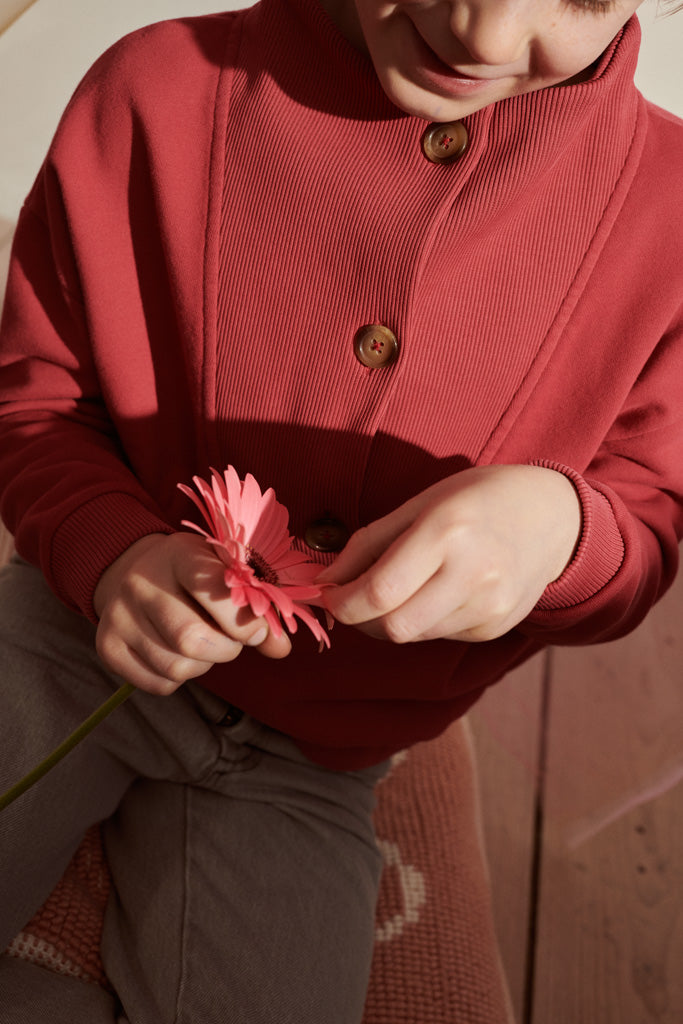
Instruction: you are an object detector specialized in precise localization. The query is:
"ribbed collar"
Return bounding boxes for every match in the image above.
[249,0,641,139]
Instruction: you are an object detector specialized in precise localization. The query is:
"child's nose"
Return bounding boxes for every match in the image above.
[448,0,533,67]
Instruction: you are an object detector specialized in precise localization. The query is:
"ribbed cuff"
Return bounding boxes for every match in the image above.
[49,492,175,622]
[530,460,625,611]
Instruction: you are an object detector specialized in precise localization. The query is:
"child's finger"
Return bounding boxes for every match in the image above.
[316,490,433,589]
[96,621,213,695]
[120,643,215,696]
[315,520,400,587]
[249,628,292,659]
[322,517,443,626]
[360,566,466,644]
[189,588,292,659]
[96,599,222,693]
[167,544,291,657]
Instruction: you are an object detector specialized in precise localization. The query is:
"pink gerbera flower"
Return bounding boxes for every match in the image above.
[178,467,330,648]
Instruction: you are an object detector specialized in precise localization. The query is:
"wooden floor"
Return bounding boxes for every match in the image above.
[470,570,683,1024]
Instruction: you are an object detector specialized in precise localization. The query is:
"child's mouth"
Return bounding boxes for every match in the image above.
[409,22,506,96]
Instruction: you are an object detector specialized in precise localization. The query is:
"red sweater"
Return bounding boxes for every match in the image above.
[1,0,682,768]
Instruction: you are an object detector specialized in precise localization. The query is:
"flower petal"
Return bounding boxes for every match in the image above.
[179,467,330,650]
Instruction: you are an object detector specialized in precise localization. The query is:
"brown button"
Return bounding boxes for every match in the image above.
[218,704,243,727]
[304,516,349,553]
[353,324,399,369]
[421,121,468,164]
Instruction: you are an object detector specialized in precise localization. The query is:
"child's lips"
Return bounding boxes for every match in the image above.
[422,56,498,93]
[411,24,509,92]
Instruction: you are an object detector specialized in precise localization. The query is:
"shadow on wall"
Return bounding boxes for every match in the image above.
[0,217,16,317]
[0,1,37,36]
[0,216,15,247]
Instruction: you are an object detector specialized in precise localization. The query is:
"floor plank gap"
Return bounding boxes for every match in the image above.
[523,651,552,1024]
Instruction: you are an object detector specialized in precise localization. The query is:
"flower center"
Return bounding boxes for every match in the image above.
[246,547,279,585]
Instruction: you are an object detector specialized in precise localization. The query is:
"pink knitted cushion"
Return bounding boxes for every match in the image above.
[366,721,512,1023]
[6,825,110,989]
[6,720,511,1023]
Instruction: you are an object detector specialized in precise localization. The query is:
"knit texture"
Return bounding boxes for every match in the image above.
[6,826,110,989]
[365,722,512,1022]
[6,720,512,1023]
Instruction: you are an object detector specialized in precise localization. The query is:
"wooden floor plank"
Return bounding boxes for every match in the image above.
[470,654,545,1022]
[531,572,683,1024]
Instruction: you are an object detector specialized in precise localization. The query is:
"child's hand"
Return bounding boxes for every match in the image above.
[318,465,582,644]
[93,532,291,695]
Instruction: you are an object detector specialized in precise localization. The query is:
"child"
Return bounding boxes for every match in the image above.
[1,0,681,1019]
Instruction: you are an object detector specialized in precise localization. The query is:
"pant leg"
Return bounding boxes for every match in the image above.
[102,714,388,1024]
[0,958,118,1024]
[0,557,137,945]
[0,558,224,947]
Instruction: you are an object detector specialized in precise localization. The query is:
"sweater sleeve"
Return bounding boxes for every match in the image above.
[530,461,626,607]
[0,19,223,620]
[522,319,683,645]
[0,15,237,622]
[0,197,176,622]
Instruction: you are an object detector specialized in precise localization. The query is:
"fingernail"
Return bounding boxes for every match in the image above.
[247,627,268,647]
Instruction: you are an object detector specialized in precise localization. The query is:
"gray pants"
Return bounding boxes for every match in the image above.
[0,558,387,1023]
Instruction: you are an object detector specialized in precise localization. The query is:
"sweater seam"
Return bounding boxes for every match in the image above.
[202,13,244,470]
[478,88,647,469]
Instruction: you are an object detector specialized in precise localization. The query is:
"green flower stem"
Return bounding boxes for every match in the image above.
[0,681,135,813]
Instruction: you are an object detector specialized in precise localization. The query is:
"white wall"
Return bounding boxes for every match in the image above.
[0,0,681,290]
[636,0,683,112]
